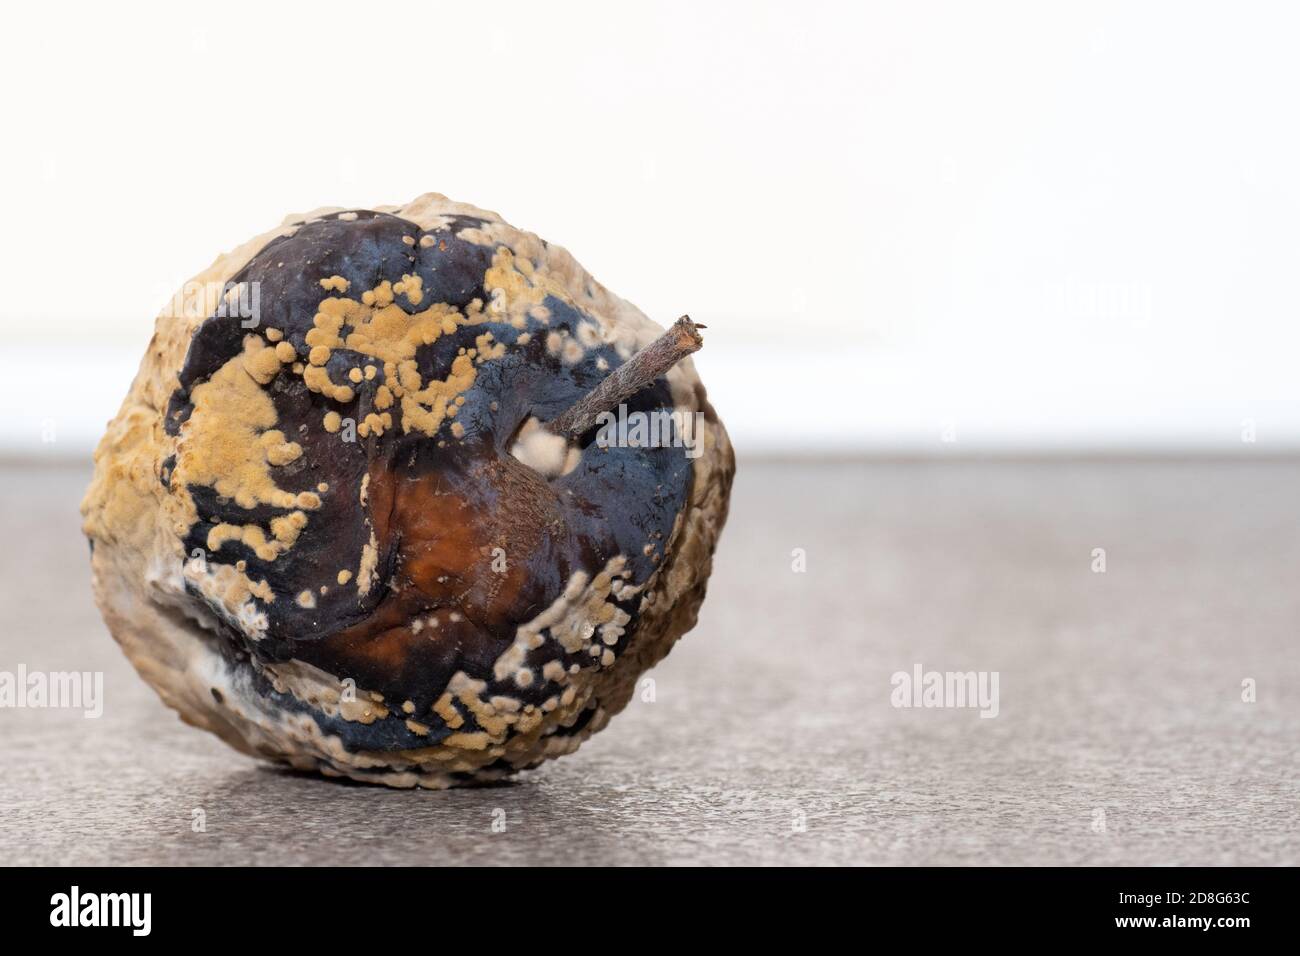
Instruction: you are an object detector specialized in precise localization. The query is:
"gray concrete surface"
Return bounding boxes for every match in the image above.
[1,458,1296,866]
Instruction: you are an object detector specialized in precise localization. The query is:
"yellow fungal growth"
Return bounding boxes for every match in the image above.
[357,532,379,596]
[357,412,393,438]
[261,431,302,467]
[276,277,503,439]
[207,510,309,562]
[393,273,424,306]
[475,331,506,363]
[171,337,318,512]
[241,337,287,385]
[303,364,355,403]
[483,247,570,324]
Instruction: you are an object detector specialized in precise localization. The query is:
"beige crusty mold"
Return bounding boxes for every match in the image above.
[82,193,734,788]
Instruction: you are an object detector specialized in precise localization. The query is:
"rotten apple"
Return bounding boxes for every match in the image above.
[82,193,733,788]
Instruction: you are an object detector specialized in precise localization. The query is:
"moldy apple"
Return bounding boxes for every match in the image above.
[82,193,734,788]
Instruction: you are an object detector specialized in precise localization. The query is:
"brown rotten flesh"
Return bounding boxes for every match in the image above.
[81,193,733,788]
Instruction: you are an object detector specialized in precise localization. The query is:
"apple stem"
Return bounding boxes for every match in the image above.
[545,315,705,439]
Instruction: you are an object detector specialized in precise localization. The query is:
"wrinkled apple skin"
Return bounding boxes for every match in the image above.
[82,194,733,787]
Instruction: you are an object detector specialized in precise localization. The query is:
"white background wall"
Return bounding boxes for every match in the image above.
[3,0,1298,455]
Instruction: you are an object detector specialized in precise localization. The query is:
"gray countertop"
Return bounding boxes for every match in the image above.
[1,458,1296,866]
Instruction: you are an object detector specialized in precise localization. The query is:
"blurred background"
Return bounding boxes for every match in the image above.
[4,0,1299,457]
